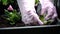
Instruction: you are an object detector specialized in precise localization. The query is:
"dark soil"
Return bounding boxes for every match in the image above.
[0,15,25,28]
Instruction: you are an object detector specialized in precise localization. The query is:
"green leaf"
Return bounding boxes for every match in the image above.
[0,0,1,2]
[2,0,8,5]
[39,15,48,24]
[10,22,15,25]
[8,0,14,4]
[4,9,21,25]
[39,15,44,22]
[35,0,39,4]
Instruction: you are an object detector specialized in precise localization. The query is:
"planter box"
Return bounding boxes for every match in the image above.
[0,25,60,33]
[0,25,60,30]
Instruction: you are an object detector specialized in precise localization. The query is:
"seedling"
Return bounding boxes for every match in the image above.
[4,9,21,25]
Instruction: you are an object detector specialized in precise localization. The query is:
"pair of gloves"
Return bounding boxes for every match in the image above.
[8,0,58,25]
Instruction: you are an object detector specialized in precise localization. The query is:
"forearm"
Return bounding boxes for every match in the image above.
[17,0,35,12]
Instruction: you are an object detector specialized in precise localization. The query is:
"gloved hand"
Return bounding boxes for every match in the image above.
[39,0,58,21]
[17,0,44,25]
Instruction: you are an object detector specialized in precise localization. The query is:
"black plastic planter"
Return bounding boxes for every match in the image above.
[0,25,60,34]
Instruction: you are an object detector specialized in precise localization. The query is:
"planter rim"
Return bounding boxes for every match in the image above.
[0,25,60,30]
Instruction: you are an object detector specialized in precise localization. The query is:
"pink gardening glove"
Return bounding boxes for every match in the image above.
[39,0,58,20]
[17,0,44,25]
